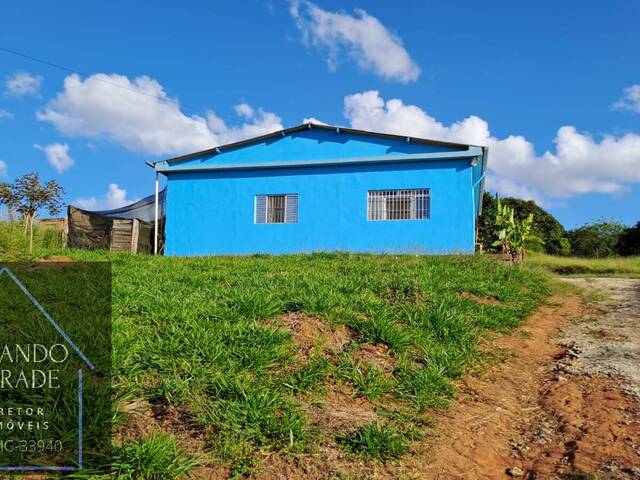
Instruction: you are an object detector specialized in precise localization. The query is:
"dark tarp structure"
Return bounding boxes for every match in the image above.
[67,189,166,253]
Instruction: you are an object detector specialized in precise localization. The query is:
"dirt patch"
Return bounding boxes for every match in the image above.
[383,284,640,479]
[303,383,378,433]
[43,255,74,262]
[280,312,353,357]
[518,375,640,478]
[356,342,395,373]
[560,278,640,398]
[460,291,502,306]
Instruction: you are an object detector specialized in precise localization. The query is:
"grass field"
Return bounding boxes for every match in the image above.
[524,252,640,278]
[2,250,550,478]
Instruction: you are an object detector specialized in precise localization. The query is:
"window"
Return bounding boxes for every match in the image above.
[367,189,430,221]
[255,194,298,224]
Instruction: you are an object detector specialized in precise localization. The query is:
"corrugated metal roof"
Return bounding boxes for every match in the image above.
[148,122,480,166]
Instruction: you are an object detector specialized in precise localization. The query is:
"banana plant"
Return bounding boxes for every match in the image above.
[492,199,544,264]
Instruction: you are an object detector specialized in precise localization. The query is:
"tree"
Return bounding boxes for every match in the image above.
[478,193,569,255]
[567,221,625,258]
[492,199,544,264]
[13,173,64,253]
[616,221,640,256]
[0,182,19,221]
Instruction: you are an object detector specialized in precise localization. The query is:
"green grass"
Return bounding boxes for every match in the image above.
[112,434,199,480]
[338,355,392,400]
[336,422,410,461]
[0,221,64,253]
[6,249,550,474]
[524,251,640,277]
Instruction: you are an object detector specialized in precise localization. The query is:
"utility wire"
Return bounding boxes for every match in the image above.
[0,46,208,115]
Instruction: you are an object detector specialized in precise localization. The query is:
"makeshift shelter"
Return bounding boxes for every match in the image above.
[67,190,165,253]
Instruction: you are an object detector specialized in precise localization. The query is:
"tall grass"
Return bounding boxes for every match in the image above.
[0,221,64,253]
[10,250,549,472]
[525,251,640,277]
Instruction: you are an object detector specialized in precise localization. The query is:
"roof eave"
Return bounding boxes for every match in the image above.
[147,122,483,169]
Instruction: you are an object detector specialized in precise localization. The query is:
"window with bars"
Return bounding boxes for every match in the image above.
[255,194,298,224]
[367,189,430,221]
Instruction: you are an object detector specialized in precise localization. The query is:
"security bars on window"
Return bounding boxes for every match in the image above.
[255,194,298,224]
[367,189,430,221]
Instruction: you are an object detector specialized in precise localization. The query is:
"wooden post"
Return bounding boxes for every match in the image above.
[154,172,159,255]
[131,218,140,254]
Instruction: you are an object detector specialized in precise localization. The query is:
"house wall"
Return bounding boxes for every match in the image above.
[164,158,476,256]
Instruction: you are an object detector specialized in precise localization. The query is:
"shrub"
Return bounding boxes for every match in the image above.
[618,222,640,256]
[567,221,625,258]
[478,193,569,255]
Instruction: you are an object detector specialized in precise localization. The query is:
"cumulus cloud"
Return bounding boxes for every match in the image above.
[74,183,136,211]
[33,143,74,173]
[0,109,13,119]
[343,90,640,203]
[613,84,640,113]
[5,71,42,96]
[37,73,283,156]
[234,103,254,119]
[302,116,328,125]
[207,105,284,145]
[290,1,420,83]
[0,160,6,177]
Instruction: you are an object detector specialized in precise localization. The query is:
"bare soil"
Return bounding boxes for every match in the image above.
[387,279,640,480]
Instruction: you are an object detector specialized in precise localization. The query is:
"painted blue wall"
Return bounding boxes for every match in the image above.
[164,159,476,256]
[161,130,481,256]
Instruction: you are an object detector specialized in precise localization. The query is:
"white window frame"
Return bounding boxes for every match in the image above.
[367,189,430,221]
[255,193,298,224]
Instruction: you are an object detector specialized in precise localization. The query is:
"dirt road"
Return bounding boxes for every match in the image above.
[391,278,640,479]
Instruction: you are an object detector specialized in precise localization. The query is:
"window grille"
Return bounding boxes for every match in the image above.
[255,194,298,224]
[367,189,430,221]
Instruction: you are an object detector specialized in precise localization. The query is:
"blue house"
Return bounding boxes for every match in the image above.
[150,123,488,256]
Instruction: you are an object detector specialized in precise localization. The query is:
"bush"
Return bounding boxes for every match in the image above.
[0,221,63,253]
[567,221,625,258]
[618,222,640,256]
[478,193,570,255]
[0,221,27,253]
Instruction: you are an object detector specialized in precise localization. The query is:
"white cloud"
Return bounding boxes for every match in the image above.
[207,106,284,145]
[0,109,13,119]
[0,160,6,177]
[302,116,328,125]
[37,73,283,156]
[613,84,640,113]
[234,103,254,119]
[33,143,74,173]
[343,90,640,203]
[74,183,136,211]
[5,71,42,96]
[290,1,420,83]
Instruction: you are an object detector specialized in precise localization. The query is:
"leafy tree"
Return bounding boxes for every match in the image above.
[0,182,19,221]
[492,199,544,264]
[13,173,64,253]
[478,193,569,255]
[567,221,625,258]
[617,221,640,256]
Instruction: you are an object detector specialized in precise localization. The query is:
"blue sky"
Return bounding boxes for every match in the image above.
[0,0,638,227]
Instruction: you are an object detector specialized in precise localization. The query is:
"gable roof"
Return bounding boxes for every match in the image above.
[148,122,480,167]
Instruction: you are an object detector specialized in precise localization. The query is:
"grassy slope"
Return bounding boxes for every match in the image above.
[525,252,640,278]
[8,250,550,477]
